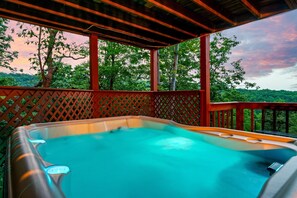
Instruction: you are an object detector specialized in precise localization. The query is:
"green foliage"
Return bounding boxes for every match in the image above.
[238,89,297,102]
[159,39,200,91]
[0,18,18,71]
[51,63,90,89]
[209,33,256,101]
[98,41,150,91]
[0,72,38,86]
[0,76,17,86]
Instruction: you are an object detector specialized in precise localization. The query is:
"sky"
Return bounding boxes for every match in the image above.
[3,10,297,91]
[222,10,297,91]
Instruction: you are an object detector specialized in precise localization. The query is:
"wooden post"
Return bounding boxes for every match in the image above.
[150,49,158,91]
[89,34,99,118]
[200,35,210,126]
[90,33,99,90]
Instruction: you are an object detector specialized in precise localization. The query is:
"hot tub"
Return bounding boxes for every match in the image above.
[6,116,297,198]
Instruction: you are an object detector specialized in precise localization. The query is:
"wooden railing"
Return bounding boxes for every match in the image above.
[210,102,297,136]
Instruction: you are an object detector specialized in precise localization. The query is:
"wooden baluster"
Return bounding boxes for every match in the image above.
[236,107,244,130]
[250,109,254,132]
[262,109,265,131]
[226,110,230,128]
[217,111,221,127]
[272,109,276,131]
[286,110,289,133]
[222,110,225,128]
[211,111,215,127]
[231,109,234,129]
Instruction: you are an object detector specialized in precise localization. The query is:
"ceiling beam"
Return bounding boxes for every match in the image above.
[6,0,170,45]
[284,0,297,9]
[54,0,181,41]
[0,7,159,49]
[192,0,236,25]
[147,0,215,32]
[100,0,197,37]
[241,0,262,18]
[0,7,86,34]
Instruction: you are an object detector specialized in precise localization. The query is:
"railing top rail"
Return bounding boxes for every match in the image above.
[210,101,297,111]
[0,86,93,92]
[0,86,202,94]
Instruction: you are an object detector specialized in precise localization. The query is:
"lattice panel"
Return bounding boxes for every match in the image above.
[95,91,153,118]
[0,88,93,139]
[154,91,200,126]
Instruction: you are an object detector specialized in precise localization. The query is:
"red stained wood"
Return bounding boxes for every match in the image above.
[193,0,236,25]
[100,0,197,37]
[236,107,244,130]
[241,0,262,18]
[7,0,169,45]
[55,0,181,41]
[273,109,277,131]
[251,109,254,132]
[90,34,99,91]
[147,0,214,32]
[262,109,266,131]
[286,110,289,133]
[200,35,211,126]
[150,49,158,91]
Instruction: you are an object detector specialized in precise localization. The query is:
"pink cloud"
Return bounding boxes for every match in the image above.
[4,20,88,74]
[222,10,297,77]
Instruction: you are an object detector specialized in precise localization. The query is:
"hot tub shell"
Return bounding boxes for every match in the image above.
[6,116,297,198]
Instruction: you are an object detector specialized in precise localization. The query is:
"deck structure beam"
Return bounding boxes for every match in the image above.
[90,34,99,91]
[150,49,158,91]
[200,35,211,126]
[241,0,262,18]
[147,0,215,32]
[193,0,236,25]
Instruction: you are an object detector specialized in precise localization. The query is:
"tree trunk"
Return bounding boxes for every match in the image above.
[41,29,58,87]
[170,44,179,91]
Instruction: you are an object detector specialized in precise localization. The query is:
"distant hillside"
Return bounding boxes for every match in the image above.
[0,72,38,87]
[238,89,297,103]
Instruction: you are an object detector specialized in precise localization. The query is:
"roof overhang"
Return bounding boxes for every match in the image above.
[0,0,296,49]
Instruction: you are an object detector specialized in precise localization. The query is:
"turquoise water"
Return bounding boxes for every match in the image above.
[37,126,293,198]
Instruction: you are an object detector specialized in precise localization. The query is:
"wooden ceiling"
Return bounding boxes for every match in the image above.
[0,0,296,49]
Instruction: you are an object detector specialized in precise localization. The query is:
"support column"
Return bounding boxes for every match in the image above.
[89,34,99,118]
[150,49,158,91]
[200,35,211,126]
[90,33,99,90]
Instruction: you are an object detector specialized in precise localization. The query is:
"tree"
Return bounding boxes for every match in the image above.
[0,76,17,86]
[98,40,150,91]
[17,24,88,87]
[51,62,90,89]
[159,33,256,101]
[0,18,18,71]
[209,33,256,102]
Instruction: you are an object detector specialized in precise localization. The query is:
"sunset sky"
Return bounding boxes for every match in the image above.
[4,9,297,91]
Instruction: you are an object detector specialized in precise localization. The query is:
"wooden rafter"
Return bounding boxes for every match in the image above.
[0,9,157,49]
[0,8,86,34]
[193,0,236,25]
[147,0,215,32]
[100,0,197,37]
[54,0,181,41]
[284,0,297,8]
[6,0,170,45]
[241,0,262,18]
